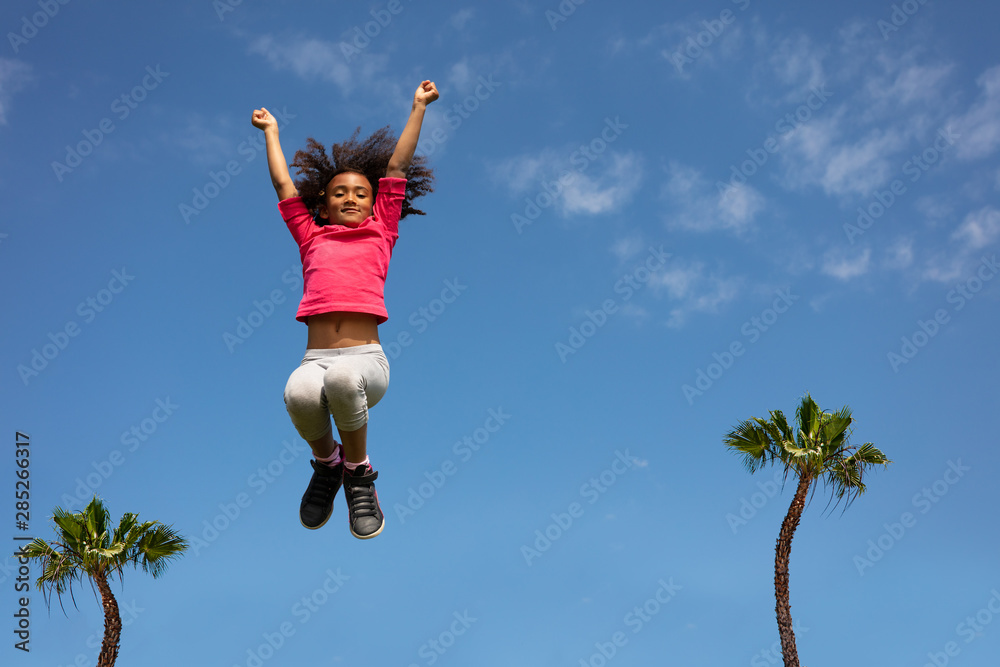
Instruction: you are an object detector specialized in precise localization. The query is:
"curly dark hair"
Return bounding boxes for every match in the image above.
[290,126,434,223]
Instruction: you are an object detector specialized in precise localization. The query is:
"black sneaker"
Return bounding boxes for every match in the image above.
[343,464,384,539]
[300,459,343,530]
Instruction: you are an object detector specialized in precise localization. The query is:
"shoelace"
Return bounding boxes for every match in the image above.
[345,470,379,518]
[304,466,340,504]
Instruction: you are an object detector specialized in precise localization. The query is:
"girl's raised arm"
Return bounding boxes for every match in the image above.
[252,107,298,201]
[386,81,439,179]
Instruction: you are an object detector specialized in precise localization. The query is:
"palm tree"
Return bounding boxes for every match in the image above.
[723,393,889,667]
[20,496,188,667]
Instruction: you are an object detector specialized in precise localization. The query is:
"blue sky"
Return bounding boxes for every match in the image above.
[2,0,999,665]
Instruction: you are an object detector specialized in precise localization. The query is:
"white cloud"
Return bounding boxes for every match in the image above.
[718,181,766,227]
[662,162,764,233]
[769,29,957,199]
[948,65,1000,161]
[762,32,827,104]
[822,128,908,196]
[491,149,642,217]
[781,115,909,197]
[561,153,642,216]
[914,195,956,227]
[921,207,1000,283]
[450,8,475,31]
[649,259,741,328]
[921,257,964,283]
[808,292,835,313]
[618,302,650,322]
[883,238,914,270]
[165,114,241,166]
[489,148,563,196]
[952,206,1000,250]
[868,63,953,109]
[248,35,354,92]
[0,58,32,125]
[448,60,472,89]
[656,263,699,301]
[822,248,871,280]
[656,17,747,78]
[610,235,645,262]
[778,113,839,172]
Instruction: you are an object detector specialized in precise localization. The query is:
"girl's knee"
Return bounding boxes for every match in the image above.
[284,382,316,413]
[323,366,365,397]
[285,365,322,404]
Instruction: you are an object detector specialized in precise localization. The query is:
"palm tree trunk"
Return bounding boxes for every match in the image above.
[774,473,811,667]
[93,571,122,667]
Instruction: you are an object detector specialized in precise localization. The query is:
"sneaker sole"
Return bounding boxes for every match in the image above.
[350,518,385,540]
[301,514,332,530]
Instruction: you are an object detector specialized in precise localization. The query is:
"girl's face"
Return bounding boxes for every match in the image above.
[319,172,373,227]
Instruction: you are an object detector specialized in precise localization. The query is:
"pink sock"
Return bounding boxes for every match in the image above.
[315,445,342,468]
[343,456,370,472]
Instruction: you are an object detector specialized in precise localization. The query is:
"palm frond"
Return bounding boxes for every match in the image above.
[795,394,821,444]
[20,496,189,615]
[824,443,891,512]
[112,513,140,546]
[723,419,777,474]
[849,442,891,466]
[137,525,190,577]
[52,508,83,544]
[725,394,889,515]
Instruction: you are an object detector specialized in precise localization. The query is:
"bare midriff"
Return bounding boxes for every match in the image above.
[305,311,381,349]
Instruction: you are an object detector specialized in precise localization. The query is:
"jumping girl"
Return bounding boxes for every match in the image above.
[251,80,438,539]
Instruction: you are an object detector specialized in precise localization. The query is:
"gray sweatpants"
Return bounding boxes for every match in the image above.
[283,344,390,440]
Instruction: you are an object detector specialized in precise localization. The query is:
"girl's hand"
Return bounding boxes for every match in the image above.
[413,81,439,108]
[252,107,278,132]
